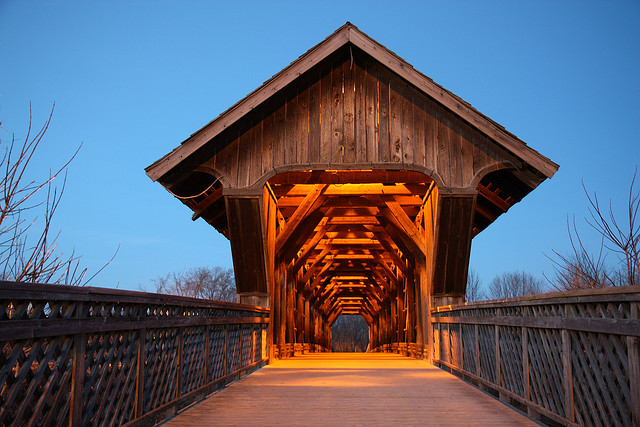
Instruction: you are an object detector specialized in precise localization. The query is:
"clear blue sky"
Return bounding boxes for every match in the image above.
[1,0,639,293]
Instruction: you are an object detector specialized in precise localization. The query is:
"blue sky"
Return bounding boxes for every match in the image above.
[1,0,639,293]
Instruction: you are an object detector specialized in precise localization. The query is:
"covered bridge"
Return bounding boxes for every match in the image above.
[145,23,558,358]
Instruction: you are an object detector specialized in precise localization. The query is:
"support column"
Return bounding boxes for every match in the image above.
[225,193,270,295]
[430,192,477,298]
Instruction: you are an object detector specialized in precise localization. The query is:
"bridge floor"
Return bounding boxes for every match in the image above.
[164,353,537,426]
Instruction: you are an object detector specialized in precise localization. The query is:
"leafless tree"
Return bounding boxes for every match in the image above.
[331,315,369,352]
[153,266,237,302]
[549,170,639,290]
[487,271,546,299]
[0,105,107,285]
[465,268,486,302]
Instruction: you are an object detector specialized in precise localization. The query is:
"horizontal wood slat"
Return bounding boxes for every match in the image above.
[431,315,640,337]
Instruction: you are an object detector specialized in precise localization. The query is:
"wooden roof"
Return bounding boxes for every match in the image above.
[145,23,560,306]
[146,22,558,183]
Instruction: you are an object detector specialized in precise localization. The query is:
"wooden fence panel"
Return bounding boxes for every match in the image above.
[432,286,640,427]
[0,281,269,427]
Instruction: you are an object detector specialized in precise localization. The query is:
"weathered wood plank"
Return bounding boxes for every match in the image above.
[354,61,366,163]
[343,59,356,163]
[377,69,390,162]
[308,77,321,163]
[261,111,274,177]
[272,97,287,169]
[285,92,298,165]
[297,86,310,165]
[331,62,345,164]
[319,66,333,163]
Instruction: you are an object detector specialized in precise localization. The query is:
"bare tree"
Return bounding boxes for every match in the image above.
[547,219,615,290]
[0,105,104,285]
[488,271,546,299]
[153,266,237,302]
[465,268,486,302]
[549,170,639,290]
[331,315,369,352]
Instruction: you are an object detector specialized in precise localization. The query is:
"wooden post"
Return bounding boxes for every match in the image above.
[204,326,210,384]
[239,326,244,368]
[562,328,574,422]
[279,262,287,356]
[70,332,85,427]
[223,325,229,376]
[177,328,184,398]
[628,303,639,426]
[251,326,256,363]
[135,328,146,418]
[522,327,529,401]
[304,298,310,352]
[475,324,480,378]
[458,322,464,371]
[495,324,501,388]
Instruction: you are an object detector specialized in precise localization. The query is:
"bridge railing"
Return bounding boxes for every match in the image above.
[431,286,640,427]
[0,281,269,427]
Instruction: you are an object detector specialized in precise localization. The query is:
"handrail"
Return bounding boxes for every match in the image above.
[0,281,270,426]
[431,285,640,426]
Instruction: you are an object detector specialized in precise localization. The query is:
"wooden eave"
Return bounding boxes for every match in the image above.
[145,22,559,183]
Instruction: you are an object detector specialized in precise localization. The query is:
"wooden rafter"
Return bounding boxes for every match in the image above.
[275,184,327,254]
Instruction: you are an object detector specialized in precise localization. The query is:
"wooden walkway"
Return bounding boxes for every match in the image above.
[163,353,537,426]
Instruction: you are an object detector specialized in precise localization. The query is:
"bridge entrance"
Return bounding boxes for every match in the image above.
[145,23,558,361]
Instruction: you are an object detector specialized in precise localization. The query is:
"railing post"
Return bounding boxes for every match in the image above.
[177,328,183,399]
[251,325,256,363]
[223,325,228,376]
[475,324,480,378]
[70,332,86,427]
[495,324,501,388]
[562,328,574,422]
[69,302,85,427]
[522,327,529,400]
[135,328,146,418]
[239,325,244,368]
[458,322,464,371]
[204,326,210,385]
[629,302,640,426]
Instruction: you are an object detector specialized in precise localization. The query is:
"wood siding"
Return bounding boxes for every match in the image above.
[202,49,516,190]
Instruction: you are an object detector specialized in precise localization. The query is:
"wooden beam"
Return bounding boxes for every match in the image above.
[191,186,224,221]
[478,183,511,212]
[371,229,409,275]
[275,184,326,254]
[290,220,329,273]
[383,199,427,255]
[300,248,332,284]
[280,209,326,263]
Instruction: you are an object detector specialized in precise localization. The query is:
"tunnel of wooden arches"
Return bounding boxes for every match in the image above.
[145,23,558,359]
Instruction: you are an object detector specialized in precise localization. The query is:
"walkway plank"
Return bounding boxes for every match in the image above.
[163,353,537,426]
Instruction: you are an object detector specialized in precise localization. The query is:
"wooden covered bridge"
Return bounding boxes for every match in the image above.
[146,22,558,359]
[1,23,638,427]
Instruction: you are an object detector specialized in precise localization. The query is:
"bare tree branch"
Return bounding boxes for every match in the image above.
[0,105,112,286]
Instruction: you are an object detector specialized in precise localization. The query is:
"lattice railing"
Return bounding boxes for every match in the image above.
[0,281,269,427]
[432,286,640,427]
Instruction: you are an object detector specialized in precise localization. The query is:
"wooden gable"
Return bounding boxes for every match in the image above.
[146,24,557,241]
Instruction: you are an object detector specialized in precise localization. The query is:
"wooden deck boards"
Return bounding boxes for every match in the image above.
[163,353,537,426]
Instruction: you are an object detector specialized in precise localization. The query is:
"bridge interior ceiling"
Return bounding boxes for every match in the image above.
[268,170,435,324]
[178,167,528,246]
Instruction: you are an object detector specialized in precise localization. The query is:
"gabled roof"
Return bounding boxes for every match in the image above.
[146,22,558,182]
